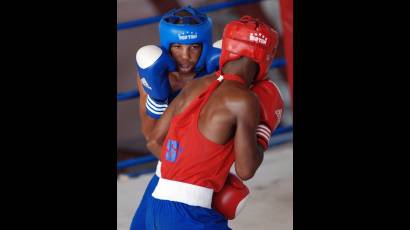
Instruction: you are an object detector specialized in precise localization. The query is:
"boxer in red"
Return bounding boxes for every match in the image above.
[145,16,284,229]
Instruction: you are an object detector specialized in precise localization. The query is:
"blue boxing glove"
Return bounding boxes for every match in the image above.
[205,40,222,74]
[136,45,176,119]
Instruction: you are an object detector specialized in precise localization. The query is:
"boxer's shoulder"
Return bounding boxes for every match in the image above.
[222,85,258,106]
[181,74,215,96]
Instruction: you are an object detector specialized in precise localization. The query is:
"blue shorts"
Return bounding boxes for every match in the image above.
[146,197,230,230]
[130,174,159,230]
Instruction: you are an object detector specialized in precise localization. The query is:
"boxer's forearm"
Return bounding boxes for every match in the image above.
[137,77,159,140]
[235,145,264,181]
[146,139,162,159]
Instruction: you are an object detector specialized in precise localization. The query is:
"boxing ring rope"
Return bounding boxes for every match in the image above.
[117,0,293,174]
[117,58,286,102]
[117,64,292,173]
[118,126,292,171]
[117,0,264,31]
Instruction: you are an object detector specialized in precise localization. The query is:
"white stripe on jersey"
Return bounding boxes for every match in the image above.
[146,102,164,115]
[147,95,168,108]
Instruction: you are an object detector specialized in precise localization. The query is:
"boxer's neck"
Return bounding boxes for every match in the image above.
[221,57,259,87]
[168,71,196,92]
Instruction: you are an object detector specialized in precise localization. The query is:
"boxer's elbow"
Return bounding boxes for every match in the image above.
[146,136,161,159]
[235,150,264,181]
[146,139,155,152]
[235,162,257,181]
[140,115,157,141]
[235,167,255,181]
[141,125,152,140]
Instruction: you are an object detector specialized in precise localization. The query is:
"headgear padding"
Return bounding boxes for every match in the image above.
[220,16,279,81]
[159,6,212,73]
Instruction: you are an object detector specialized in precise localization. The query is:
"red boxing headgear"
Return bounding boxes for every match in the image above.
[220,16,279,82]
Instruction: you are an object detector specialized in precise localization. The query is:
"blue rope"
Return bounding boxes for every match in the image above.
[272,125,293,135]
[121,133,293,178]
[196,0,263,14]
[117,90,140,101]
[117,125,293,171]
[270,58,286,68]
[117,0,263,31]
[117,58,286,102]
[117,155,157,170]
[117,15,163,31]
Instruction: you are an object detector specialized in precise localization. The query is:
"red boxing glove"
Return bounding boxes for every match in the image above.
[212,173,250,220]
[251,79,284,150]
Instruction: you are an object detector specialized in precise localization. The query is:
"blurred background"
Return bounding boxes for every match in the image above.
[117,0,292,163]
[117,0,293,229]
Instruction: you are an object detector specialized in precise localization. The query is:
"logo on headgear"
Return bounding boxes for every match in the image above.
[178,31,198,40]
[249,33,267,45]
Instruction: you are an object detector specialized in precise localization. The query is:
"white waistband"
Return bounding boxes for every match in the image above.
[152,178,214,209]
[155,161,161,177]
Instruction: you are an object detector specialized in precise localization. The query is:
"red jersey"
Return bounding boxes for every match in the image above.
[160,73,245,192]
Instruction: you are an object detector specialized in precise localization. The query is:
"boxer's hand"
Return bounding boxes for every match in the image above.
[136,45,176,119]
[212,173,250,220]
[205,40,222,74]
[251,79,284,150]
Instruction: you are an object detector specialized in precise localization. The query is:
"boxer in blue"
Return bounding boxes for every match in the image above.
[130,6,221,229]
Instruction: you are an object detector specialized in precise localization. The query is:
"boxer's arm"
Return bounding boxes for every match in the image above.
[136,74,158,140]
[146,90,184,159]
[233,94,264,180]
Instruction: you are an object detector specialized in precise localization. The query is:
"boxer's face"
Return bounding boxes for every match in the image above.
[170,43,202,74]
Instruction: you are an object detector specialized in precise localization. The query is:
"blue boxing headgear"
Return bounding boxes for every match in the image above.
[159,6,212,74]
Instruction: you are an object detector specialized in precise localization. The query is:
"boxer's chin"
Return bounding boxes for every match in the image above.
[178,64,194,74]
